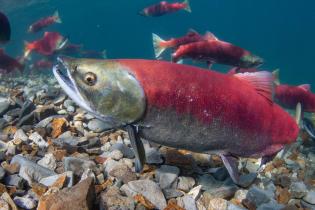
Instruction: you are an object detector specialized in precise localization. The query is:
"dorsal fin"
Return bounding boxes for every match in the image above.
[298,84,311,92]
[272,69,280,85]
[187,29,198,36]
[204,31,218,41]
[234,71,274,103]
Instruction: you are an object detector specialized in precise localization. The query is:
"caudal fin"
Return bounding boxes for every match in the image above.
[183,0,191,13]
[53,11,62,23]
[152,33,166,58]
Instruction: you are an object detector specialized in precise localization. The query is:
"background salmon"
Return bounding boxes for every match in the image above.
[139,0,191,17]
[0,49,24,73]
[28,11,61,33]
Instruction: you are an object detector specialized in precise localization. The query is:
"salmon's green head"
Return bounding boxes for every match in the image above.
[239,54,264,68]
[53,56,146,129]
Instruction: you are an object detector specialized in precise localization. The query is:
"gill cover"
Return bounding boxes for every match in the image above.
[59,57,146,127]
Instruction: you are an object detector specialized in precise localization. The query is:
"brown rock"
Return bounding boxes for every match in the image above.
[0,183,7,194]
[1,161,20,174]
[31,183,48,198]
[134,194,155,210]
[242,198,256,210]
[276,187,291,204]
[38,177,95,210]
[52,149,67,161]
[51,118,68,138]
[208,198,228,210]
[164,199,185,210]
[164,149,195,168]
[109,164,137,184]
[3,126,17,136]
[94,156,107,164]
[99,186,134,210]
[1,192,17,210]
[51,174,67,189]
[95,178,113,194]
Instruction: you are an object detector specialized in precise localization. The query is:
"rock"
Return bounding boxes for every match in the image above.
[256,200,285,210]
[0,118,7,130]
[156,165,180,189]
[103,150,124,161]
[37,177,95,210]
[13,129,28,142]
[108,163,137,184]
[4,174,25,188]
[87,119,111,132]
[198,174,222,191]
[301,200,315,210]
[104,159,121,175]
[67,106,75,113]
[99,186,135,210]
[35,116,53,128]
[38,153,57,171]
[18,100,36,120]
[303,190,315,205]
[246,186,272,207]
[145,147,163,164]
[51,118,68,138]
[0,198,9,210]
[80,169,95,182]
[110,143,135,159]
[96,173,104,184]
[180,195,197,210]
[177,176,195,192]
[63,99,74,108]
[275,175,291,188]
[122,179,167,210]
[211,167,229,181]
[0,167,5,180]
[205,184,238,200]
[5,141,16,156]
[238,173,257,188]
[13,195,37,210]
[188,185,202,200]
[289,181,308,198]
[40,171,74,188]
[33,105,57,122]
[208,198,228,210]
[234,189,248,203]
[163,188,184,199]
[29,132,48,149]
[1,161,19,174]
[0,98,10,116]
[64,157,96,177]
[11,155,56,185]
[227,203,247,210]
[1,192,18,210]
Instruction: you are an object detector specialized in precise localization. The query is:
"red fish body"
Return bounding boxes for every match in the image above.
[28,11,61,33]
[24,32,67,58]
[140,0,191,17]
[227,67,259,75]
[275,84,315,112]
[0,49,24,73]
[153,30,205,58]
[115,60,298,158]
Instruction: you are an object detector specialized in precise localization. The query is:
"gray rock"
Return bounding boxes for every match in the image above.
[145,147,163,164]
[301,200,315,210]
[256,200,285,210]
[162,188,184,199]
[13,129,28,142]
[181,195,197,210]
[102,150,124,161]
[80,168,96,182]
[238,173,257,188]
[122,179,167,210]
[11,155,56,185]
[37,153,57,170]
[63,99,74,108]
[4,174,25,188]
[303,190,315,205]
[39,171,74,187]
[64,157,96,177]
[104,159,121,175]
[234,189,248,202]
[67,106,75,113]
[13,195,37,210]
[35,116,53,128]
[5,141,16,156]
[228,203,247,210]
[206,184,238,199]
[29,132,48,149]
[18,100,36,120]
[0,167,5,180]
[246,186,272,207]
[290,181,308,198]
[0,118,7,129]
[87,119,111,132]
[156,165,180,189]
[0,98,10,116]
[177,176,195,192]
[198,174,222,191]
[211,167,229,181]
[108,163,137,184]
[110,143,135,159]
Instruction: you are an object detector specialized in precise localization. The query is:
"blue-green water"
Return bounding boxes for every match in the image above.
[2,0,315,86]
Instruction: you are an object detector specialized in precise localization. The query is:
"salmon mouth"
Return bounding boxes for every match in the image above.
[53,56,94,113]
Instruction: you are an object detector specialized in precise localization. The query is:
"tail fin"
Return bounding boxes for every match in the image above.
[101,49,107,59]
[183,0,191,13]
[53,11,62,23]
[272,69,280,85]
[152,33,166,58]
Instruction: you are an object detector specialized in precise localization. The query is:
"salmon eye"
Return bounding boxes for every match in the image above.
[84,72,97,86]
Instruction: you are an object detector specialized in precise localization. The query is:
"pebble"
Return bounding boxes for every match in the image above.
[289,181,308,198]
[4,174,25,188]
[100,186,135,210]
[208,198,228,210]
[64,157,96,177]
[13,129,28,142]
[110,143,135,159]
[163,188,184,199]
[87,119,111,132]
[145,147,163,164]
[238,173,257,188]
[13,195,37,210]
[256,200,285,210]
[303,190,315,205]
[181,195,197,210]
[122,179,167,210]
[39,171,74,187]
[102,150,124,161]
[29,132,48,149]
[246,186,273,207]
[108,163,137,184]
[37,153,57,171]
[156,165,180,189]
[177,176,195,192]
[228,203,247,210]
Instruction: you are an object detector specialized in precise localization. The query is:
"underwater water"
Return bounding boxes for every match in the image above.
[2,0,315,85]
[1,1,315,210]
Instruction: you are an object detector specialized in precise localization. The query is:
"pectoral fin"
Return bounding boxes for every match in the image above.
[126,125,146,173]
[220,154,240,184]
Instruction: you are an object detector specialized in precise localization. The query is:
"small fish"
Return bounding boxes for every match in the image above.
[172,32,263,68]
[0,49,24,73]
[24,32,68,58]
[275,84,315,112]
[28,11,62,33]
[139,0,191,17]
[54,57,298,184]
[0,11,10,44]
[152,29,204,58]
